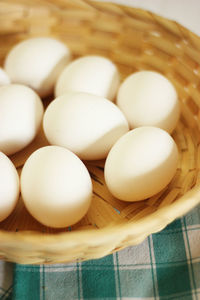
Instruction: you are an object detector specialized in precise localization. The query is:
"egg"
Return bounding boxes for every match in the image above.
[117,71,180,133]
[55,55,120,101]
[105,126,179,202]
[0,68,10,86]
[43,92,129,160]
[0,84,44,155]
[0,152,19,222]
[4,37,71,97]
[20,146,92,228]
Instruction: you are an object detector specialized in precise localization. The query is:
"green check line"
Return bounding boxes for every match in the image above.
[15,254,200,272]
[76,262,81,300]
[159,289,200,299]
[80,254,117,298]
[148,236,158,300]
[154,227,200,234]
[26,254,199,272]
[182,217,198,300]
[15,267,40,272]
[115,252,122,300]
[42,265,45,300]
[71,257,200,269]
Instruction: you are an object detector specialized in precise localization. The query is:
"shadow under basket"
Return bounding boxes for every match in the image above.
[1,0,200,264]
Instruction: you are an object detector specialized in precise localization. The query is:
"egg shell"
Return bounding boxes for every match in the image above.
[4,37,71,97]
[105,126,179,202]
[20,146,92,228]
[55,55,120,101]
[0,152,19,222]
[117,71,180,133]
[43,92,129,160]
[0,68,10,86]
[0,84,44,155]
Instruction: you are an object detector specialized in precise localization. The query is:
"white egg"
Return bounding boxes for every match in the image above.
[20,146,92,228]
[55,55,120,101]
[0,68,10,86]
[117,71,180,133]
[43,92,129,160]
[4,37,71,97]
[105,126,179,202]
[0,152,19,222]
[0,84,44,155]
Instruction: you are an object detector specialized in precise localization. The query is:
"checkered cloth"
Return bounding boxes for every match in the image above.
[0,204,200,300]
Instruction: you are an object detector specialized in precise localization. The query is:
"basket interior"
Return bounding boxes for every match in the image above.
[0,0,200,236]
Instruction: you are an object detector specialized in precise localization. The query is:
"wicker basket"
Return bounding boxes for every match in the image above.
[0,0,200,264]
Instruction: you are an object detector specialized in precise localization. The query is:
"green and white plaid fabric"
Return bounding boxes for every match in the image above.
[0,204,200,300]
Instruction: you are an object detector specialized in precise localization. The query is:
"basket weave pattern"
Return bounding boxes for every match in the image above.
[0,0,200,264]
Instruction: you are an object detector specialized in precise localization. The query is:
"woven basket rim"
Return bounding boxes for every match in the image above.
[3,0,200,38]
[0,185,199,246]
